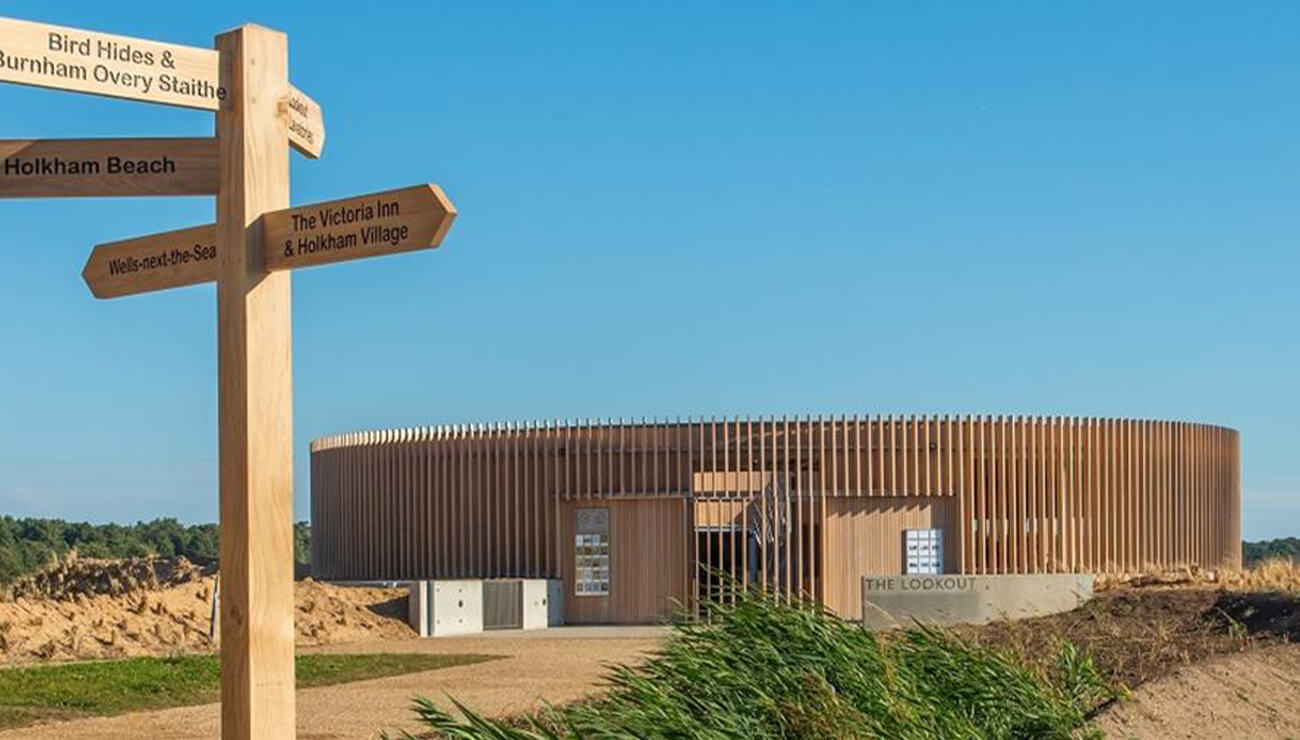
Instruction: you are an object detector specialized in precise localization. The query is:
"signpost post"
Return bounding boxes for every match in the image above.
[1,15,457,740]
[214,25,295,739]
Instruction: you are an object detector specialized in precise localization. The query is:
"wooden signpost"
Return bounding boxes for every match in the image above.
[1,15,457,740]
[0,17,322,158]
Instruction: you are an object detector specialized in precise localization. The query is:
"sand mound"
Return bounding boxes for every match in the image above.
[0,559,414,664]
[4,555,213,602]
[293,578,414,645]
[1096,643,1300,739]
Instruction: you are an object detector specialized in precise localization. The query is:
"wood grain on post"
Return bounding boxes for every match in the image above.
[0,137,218,198]
[215,24,294,740]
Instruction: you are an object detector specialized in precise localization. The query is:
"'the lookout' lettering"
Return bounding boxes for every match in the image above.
[863,576,976,593]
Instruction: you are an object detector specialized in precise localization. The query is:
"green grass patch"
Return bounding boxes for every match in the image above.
[0,652,498,729]
[392,591,1119,739]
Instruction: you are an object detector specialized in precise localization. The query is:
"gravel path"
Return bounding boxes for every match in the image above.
[0,627,666,740]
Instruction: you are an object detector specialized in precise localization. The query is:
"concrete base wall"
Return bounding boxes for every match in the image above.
[408,581,430,637]
[860,573,1094,630]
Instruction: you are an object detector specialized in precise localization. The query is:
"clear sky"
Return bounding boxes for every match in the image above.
[0,2,1295,539]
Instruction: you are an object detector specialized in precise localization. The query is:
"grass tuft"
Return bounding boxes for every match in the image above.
[388,590,1117,739]
[0,652,498,729]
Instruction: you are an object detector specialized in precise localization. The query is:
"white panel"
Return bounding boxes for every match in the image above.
[430,579,484,636]
[521,579,552,630]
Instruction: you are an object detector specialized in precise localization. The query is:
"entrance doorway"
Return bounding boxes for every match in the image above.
[695,525,758,610]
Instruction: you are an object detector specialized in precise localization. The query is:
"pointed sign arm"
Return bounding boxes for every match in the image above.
[0,137,219,198]
[82,223,218,299]
[0,15,225,109]
[82,183,456,298]
[0,16,322,158]
[283,85,324,159]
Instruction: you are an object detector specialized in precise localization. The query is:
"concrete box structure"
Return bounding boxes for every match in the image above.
[431,580,483,636]
[860,573,1095,629]
[407,580,483,636]
[314,416,1240,625]
[520,579,559,629]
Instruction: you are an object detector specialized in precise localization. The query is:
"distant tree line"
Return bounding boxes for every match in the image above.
[0,516,1292,584]
[1243,537,1300,567]
[0,516,310,585]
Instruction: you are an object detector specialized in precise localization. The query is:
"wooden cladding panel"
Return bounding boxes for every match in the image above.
[823,497,959,619]
[310,417,1241,608]
[559,498,686,624]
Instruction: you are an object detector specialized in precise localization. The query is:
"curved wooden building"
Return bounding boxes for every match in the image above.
[310,416,1240,623]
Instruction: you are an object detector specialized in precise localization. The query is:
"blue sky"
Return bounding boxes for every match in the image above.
[0,2,1296,539]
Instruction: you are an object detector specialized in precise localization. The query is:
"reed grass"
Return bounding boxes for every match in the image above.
[1095,557,1300,593]
[388,590,1114,739]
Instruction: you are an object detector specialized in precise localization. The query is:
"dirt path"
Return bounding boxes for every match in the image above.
[1096,643,1300,739]
[0,628,665,740]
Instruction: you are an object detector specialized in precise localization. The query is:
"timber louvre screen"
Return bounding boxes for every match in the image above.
[311,416,1240,621]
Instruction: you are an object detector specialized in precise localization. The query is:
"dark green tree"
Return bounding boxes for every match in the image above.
[0,516,311,584]
[1243,537,1300,566]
